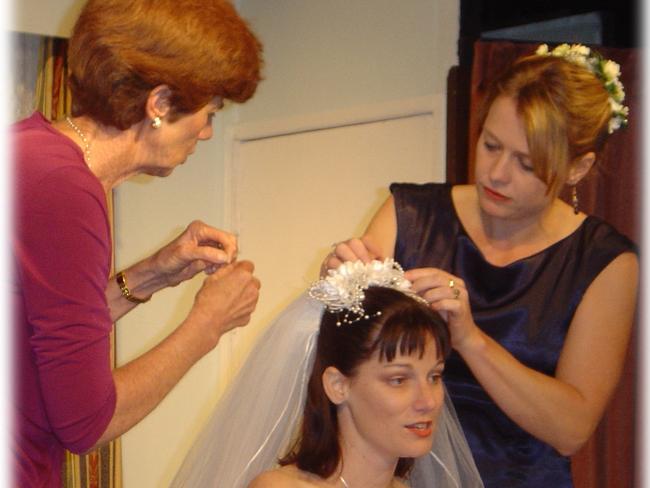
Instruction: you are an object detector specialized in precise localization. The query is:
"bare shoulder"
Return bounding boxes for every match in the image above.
[248,465,313,488]
[590,250,638,296]
[607,249,638,272]
[451,184,475,199]
[248,469,294,488]
[451,184,480,231]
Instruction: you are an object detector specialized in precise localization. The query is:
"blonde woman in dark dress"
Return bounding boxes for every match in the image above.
[322,44,638,487]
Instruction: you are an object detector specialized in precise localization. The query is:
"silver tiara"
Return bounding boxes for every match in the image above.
[309,259,425,325]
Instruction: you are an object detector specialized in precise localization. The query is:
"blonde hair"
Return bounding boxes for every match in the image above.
[478,55,612,195]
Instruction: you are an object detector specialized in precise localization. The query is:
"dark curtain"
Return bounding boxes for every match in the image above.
[466,40,640,488]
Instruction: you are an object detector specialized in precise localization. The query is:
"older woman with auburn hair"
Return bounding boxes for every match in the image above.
[12,0,262,485]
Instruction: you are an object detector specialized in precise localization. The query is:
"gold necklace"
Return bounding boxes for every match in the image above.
[65,116,92,168]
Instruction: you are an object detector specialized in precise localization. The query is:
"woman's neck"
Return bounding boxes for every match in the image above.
[453,184,584,267]
[334,470,396,488]
[54,116,145,193]
[335,419,399,488]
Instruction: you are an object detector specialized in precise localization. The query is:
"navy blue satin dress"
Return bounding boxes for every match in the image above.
[391,183,636,488]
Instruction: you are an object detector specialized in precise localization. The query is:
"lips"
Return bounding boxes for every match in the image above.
[405,421,433,438]
[482,185,509,202]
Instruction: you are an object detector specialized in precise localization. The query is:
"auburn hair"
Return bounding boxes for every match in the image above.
[280,286,451,480]
[478,54,612,196]
[68,0,263,129]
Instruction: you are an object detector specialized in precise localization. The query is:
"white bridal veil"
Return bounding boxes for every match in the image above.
[171,292,484,488]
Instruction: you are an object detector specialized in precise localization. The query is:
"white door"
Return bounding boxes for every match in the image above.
[221,100,446,375]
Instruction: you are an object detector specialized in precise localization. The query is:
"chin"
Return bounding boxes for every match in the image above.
[145,167,175,177]
[477,197,515,219]
[398,439,435,459]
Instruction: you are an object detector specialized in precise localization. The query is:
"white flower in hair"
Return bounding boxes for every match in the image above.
[535,43,629,134]
[603,59,621,80]
[309,258,419,325]
[535,44,549,56]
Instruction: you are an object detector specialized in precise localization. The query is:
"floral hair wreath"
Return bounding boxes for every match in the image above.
[309,258,427,325]
[535,43,629,134]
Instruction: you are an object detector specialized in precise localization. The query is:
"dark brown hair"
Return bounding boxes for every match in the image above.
[68,0,263,129]
[478,54,612,196]
[280,286,451,479]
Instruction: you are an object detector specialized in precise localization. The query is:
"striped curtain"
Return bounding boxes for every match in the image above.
[34,35,123,488]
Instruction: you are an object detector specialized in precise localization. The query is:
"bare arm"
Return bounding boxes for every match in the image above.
[106,220,237,321]
[409,252,638,455]
[92,260,260,448]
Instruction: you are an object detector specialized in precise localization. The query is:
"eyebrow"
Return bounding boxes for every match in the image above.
[382,358,445,369]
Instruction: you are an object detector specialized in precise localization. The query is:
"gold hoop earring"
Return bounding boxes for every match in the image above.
[152,116,162,129]
[572,186,579,215]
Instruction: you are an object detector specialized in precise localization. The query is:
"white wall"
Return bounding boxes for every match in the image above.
[10,0,85,37]
[238,0,458,122]
[11,1,460,486]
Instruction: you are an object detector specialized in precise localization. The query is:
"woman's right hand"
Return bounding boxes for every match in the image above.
[320,236,383,276]
[405,267,482,352]
[187,260,261,351]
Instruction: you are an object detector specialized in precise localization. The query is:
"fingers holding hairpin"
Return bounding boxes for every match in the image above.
[405,268,480,350]
[405,268,465,303]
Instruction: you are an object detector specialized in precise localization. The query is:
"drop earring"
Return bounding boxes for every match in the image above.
[152,116,162,129]
[572,186,579,215]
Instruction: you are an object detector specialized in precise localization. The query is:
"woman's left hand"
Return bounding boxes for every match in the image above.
[404,267,479,350]
[149,220,238,288]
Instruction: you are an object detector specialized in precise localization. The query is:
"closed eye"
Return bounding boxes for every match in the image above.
[483,140,500,152]
[516,155,534,172]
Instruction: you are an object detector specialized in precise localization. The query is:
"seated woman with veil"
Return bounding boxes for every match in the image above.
[171,259,483,487]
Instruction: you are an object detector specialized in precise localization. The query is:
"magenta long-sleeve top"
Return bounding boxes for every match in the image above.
[13,112,117,487]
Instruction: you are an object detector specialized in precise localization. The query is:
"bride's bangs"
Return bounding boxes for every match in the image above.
[361,287,450,363]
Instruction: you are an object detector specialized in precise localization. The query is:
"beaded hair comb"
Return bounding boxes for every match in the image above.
[309,258,426,325]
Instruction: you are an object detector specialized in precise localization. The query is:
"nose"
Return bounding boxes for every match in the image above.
[488,152,512,184]
[198,123,213,141]
[413,380,441,412]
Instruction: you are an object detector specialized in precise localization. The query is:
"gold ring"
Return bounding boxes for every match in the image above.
[449,279,460,299]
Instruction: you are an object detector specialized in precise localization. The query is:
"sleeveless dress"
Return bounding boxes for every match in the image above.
[391,183,636,488]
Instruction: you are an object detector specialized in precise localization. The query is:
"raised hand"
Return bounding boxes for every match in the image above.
[320,236,383,276]
[187,260,261,351]
[405,267,479,351]
[149,220,238,288]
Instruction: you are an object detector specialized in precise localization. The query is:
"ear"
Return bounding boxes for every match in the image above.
[145,85,172,121]
[322,366,349,405]
[566,152,595,186]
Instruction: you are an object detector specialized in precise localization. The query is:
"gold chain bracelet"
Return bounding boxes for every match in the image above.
[116,271,152,304]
